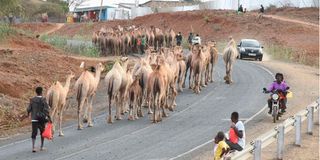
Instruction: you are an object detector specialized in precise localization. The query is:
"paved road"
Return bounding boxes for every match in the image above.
[0,58,272,160]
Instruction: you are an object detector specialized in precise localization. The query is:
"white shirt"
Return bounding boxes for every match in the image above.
[192,36,201,45]
[235,121,245,148]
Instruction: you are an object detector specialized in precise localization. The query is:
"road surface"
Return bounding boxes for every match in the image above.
[0,58,272,160]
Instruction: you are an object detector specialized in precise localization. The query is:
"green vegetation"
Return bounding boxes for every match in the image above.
[0,0,68,22]
[0,24,17,41]
[40,34,100,57]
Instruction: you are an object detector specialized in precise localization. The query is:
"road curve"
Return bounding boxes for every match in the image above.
[0,58,272,160]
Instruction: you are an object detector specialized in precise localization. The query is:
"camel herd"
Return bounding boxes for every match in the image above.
[92,25,176,56]
[46,34,238,135]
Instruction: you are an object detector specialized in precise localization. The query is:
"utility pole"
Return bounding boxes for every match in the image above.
[99,0,103,21]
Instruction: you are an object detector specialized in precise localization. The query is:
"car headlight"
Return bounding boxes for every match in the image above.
[272,94,279,100]
[240,47,245,52]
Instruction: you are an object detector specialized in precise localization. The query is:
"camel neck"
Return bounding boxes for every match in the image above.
[94,69,102,84]
[64,77,72,91]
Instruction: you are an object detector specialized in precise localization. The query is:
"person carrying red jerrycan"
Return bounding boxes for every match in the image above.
[27,87,51,152]
[42,122,53,140]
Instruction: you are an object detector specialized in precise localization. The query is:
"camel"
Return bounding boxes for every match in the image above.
[134,58,153,114]
[92,31,100,46]
[147,55,168,123]
[47,72,75,136]
[128,75,143,120]
[175,50,186,92]
[151,26,164,50]
[190,44,204,94]
[223,37,238,84]
[207,41,219,82]
[74,62,105,130]
[182,51,192,89]
[165,28,176,48]
[105,57,129,124]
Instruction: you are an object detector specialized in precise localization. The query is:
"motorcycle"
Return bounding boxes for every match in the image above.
[263,88,287,123]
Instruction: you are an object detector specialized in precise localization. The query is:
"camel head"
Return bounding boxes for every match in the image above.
[96,63,105,72]
[192,44,201,55]
[148,54,157,69]
[67,71,76,79]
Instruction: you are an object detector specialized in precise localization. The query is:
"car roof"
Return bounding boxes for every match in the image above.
[241,39,259,42]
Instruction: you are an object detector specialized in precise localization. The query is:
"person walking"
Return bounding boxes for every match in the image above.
[176,32,183,46]
[27,87,50,152]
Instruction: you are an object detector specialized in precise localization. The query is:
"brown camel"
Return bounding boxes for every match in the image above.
[134,58,153,114]
[74,62,105,130]
[207,41,219,82]
[128,75,143,120]
[47,72,75,136]
[190,44,204,94]
[147,55,168,123]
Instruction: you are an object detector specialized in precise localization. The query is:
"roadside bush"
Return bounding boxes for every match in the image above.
[0,24,17,41]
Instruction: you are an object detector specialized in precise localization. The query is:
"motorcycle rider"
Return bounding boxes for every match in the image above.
[263,73,290,114]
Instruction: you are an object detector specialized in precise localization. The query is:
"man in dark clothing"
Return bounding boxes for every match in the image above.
[176,32,183,46]
[260,5,265,13]
[140,35,146,54]
[188,32,193,50]
[27,87,50,152]
[238,4,244,13]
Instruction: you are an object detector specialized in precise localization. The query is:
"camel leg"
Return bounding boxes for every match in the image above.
[77,99,85,130]
[229,63,233,84]
[83,99,89,123]
[128,103,134,121]
[183,64,189,88]
[134,99,139,120]
[115,96,122,120]
[189,67,193,89]
[157,96,162,122]
[138,98,144,117]
[181,69,186,91]
[210,63,214,83]
[161,97,168,118]
[152,95,157,123]
[87,95,94,127]
[50,107,57,133]
[148,95,153,114]
[58,106,64,136]
[107,95,113,124]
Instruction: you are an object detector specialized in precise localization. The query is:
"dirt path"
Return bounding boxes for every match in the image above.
[263,14,319,28]
[44,23,64,35]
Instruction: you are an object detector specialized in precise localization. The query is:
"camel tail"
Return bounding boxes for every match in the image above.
[153,77,160,96]
[48,91,54,109]
[195,63,200,74]
[107,77,114,99]
[76,84,83,102]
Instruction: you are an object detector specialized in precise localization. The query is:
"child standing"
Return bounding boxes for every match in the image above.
[214,131,230,160]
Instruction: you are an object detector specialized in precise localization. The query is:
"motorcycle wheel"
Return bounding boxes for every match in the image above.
[273,113,276,123]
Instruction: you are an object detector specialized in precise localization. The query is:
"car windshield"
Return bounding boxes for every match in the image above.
[241,40,260,48]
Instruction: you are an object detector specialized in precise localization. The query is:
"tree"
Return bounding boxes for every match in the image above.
[0,0,23,17]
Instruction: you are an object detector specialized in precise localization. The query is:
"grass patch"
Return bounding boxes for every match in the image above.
[40,34,99,57]
[0,24,17,41]
[265,44,293,62]
[40,34,67,48]
[266,44,319,67]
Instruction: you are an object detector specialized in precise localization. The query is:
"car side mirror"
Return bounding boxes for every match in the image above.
[237,44,240,47]
[261,46,264,48]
